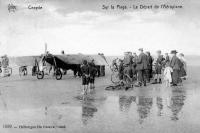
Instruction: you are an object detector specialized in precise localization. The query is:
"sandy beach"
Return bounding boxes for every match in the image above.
[0,63,200,133]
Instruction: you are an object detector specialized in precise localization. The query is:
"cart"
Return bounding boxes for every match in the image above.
[0,67,12,77]
[35,55,62,80]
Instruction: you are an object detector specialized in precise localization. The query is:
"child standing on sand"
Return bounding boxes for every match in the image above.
[88,62,97,92]
[81,60,89,94]
[163,62,173,87]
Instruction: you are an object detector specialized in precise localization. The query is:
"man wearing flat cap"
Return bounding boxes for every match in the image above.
[170,50,181,86]
[135,48,148,87]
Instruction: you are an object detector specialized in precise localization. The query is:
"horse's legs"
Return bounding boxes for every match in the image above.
[49,66,52,74]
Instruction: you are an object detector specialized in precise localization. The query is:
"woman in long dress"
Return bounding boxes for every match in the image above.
[178,53,187,80]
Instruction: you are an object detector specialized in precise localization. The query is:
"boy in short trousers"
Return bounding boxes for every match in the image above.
[81,60,89,94]
[88,62,97,92]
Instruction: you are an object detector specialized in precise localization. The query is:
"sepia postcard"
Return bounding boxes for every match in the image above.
[0,0,200,133]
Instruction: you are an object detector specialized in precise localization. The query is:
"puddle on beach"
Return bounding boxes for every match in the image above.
[0,85,200,133]
[66,86,199,133]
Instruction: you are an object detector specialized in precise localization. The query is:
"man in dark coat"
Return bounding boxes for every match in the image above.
[146,52,153,82]
[118,59,124,81]
[123,52,133,78]
[135,48,148,87]
[131,52,138,81]
[170,50,181,86]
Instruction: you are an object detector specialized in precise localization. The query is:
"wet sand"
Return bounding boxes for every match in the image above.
[0,66,200,133]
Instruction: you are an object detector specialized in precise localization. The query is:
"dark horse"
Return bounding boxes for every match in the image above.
[43,54,82,77]
[63,64,82,77]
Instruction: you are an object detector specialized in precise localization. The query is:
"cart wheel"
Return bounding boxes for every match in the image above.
[55,69,62,80]
[37,71,44,79]
[111,72,120,84]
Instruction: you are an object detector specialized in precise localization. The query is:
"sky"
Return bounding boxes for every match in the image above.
[0,0,200,56]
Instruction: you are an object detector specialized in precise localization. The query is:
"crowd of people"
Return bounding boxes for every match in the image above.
[115,48,187,87]
[0,49,187,93]
[81,48,187,94]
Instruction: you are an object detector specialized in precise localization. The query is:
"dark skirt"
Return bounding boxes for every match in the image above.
[179,67,186,77]
[172,70,180,84]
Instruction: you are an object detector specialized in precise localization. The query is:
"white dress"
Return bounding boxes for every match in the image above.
[164,67,173,82]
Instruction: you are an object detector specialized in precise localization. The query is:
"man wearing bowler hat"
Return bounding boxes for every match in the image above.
[170,50,181,86]
[135,48,148,87]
